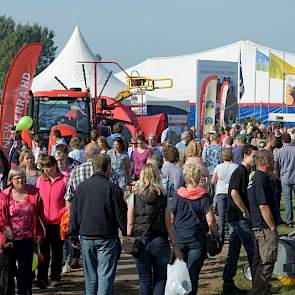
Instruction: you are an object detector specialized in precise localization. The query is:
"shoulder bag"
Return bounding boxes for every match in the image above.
[186,199,222,256]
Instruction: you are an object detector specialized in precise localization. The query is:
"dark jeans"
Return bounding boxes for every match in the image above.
[37,224,63,283]
[216,193,228,243]
[134,237,170,295]
[0,240,33,295]
[250,228,279,295]
[81,238,121,295]
[223,219,254,285]
[177,240,207,295]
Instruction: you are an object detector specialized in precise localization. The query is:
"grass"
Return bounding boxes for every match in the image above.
[200,199,295,294]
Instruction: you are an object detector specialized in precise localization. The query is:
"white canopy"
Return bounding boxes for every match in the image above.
[32,26,125,98]
[115,40,295,106]
[32,26,189,112]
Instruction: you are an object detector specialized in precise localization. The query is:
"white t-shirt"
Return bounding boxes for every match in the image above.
[213,162,238,195]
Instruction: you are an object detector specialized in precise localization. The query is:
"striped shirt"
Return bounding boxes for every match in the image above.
[64,161,93,202]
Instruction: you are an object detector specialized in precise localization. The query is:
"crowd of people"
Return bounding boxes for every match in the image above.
[0,120,294,295]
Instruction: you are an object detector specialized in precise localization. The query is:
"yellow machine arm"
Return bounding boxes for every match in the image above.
[115,90,132,102]
[114,75,173,103]
[127,76,173,91]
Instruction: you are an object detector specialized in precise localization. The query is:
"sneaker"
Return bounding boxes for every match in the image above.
[223,283,248,295]
[62,263,72,274]
[269,284,281,294]
[50,280,60,288]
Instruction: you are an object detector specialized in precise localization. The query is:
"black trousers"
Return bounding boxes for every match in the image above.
[37,224,63,283]
[0,240,33,295]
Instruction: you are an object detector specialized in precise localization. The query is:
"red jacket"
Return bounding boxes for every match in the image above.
[36,174,67,224]
[0,184,45,249]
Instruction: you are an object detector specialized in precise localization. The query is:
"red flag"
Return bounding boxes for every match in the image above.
[0,42,43,155]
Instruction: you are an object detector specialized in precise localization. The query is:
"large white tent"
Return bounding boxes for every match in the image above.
[115,40,295,123]
[32,27,189,113]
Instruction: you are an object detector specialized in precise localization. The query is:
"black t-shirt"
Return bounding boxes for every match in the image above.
[227,164,250,222]
[172,194,212,244]
[247,170,279,229]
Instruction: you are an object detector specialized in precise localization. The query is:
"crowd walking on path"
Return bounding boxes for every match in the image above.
[0,121,294,294]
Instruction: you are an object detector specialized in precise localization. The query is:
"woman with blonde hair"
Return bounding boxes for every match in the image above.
[19,149,39,185]
[0,167,44,294]
[127,163,170,294]
[170,164,219,295]
[184,140,210,189]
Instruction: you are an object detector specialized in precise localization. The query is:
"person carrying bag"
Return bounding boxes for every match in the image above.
[168,164,220,295]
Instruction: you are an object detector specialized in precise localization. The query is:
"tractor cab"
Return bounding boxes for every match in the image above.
[27,88,96,149]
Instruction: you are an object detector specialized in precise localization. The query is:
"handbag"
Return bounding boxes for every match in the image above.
[122,207,157,258]
[186,199,222,257]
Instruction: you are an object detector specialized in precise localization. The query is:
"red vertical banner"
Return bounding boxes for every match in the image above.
[0,42,43,155]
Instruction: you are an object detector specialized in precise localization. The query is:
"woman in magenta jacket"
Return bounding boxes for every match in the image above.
[0,167,45,295]
[36,155,67,289]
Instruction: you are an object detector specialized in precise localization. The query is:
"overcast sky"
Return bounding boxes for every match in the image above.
[2,0,295,69]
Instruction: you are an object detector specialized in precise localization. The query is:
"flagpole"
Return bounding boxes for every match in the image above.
[238,47,241,123]
[283,51,286,113]
[268,50,271,124]
[254,48,257,120]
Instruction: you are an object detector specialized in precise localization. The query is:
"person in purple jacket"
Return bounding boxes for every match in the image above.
[131,135,152,180]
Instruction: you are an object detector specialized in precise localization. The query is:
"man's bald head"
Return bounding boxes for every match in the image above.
[84,143,100,160]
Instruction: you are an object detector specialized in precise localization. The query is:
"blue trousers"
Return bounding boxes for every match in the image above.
[81,238,121,295]
[223,220,254,284]
[134,237,170,295]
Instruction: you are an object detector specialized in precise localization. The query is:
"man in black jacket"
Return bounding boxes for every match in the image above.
[68,153,127,295]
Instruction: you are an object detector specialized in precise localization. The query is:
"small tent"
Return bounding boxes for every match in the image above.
[32,27,189,115]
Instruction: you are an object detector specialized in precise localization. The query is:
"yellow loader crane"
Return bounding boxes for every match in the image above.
[115,76,173,102]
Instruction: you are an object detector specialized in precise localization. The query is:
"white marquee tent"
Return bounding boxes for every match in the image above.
[32,27,189,113]
[115,40,295,123]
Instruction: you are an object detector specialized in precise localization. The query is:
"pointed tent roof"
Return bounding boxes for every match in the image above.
[32,26,125,97]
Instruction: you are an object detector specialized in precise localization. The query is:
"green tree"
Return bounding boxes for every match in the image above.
[0,15,57,88]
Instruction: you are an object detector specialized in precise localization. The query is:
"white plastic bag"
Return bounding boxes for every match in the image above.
[165,258,192,295]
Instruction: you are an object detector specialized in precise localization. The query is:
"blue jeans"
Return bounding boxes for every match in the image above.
[223,220,254,284]
[63,240,74,266]
[216,194,228,244]
[281,183,295,225]
[134,237,170,295]
[177,240,207,295]
[81,238,121,295]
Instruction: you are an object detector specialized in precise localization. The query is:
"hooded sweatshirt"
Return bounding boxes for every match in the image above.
[172,186,211,244]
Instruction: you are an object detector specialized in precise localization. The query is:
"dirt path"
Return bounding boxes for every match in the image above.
[32,244,250,295]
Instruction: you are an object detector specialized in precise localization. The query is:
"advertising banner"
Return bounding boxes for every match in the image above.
[0,43,43,155]
[285,75,295,106]
[196,60,238,134]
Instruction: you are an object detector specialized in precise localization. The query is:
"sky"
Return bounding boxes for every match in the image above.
[2,0,295,70]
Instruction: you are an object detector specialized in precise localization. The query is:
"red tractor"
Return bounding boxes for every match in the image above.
[25,88,97,152]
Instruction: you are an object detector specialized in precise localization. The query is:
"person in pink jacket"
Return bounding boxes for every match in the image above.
[36,155,67,289]
[0,167,45,295]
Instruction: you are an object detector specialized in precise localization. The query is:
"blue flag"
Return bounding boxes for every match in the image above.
[240,53,244,99]
[256,50,269,72]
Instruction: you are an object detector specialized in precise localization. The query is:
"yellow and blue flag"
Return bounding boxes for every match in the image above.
[256,50,269,72]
